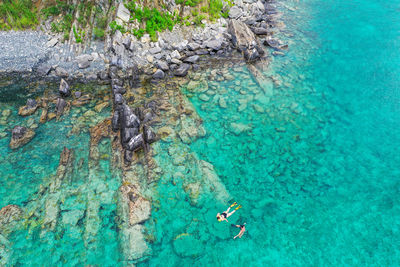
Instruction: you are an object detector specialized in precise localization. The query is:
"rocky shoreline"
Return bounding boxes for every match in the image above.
[0,0,286,82]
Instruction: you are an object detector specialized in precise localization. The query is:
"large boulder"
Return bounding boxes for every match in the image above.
[9,126,35,149]
[59,79,70,97]
[174,64,190,77]
[56,98,67,117]
[120,225,151,262]
[183,55,199,64]
[228,19,264,61]
[152,69,165,79]
[126,133,144,151]
[121,127,139,146]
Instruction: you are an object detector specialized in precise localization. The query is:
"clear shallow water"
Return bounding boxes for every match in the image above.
[1,0,400,265]
[144,0,400,266]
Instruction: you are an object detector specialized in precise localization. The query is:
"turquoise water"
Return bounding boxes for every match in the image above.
[1,0,400,265]
[143,0,400,266]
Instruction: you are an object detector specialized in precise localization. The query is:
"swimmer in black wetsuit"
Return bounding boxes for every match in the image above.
[233,223,246,239]
[216,202,242,222]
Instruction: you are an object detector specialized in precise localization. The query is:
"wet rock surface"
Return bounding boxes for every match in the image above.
[9,126,35,149]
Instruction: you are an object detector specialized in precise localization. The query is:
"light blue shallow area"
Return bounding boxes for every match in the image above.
[144,0,400,266]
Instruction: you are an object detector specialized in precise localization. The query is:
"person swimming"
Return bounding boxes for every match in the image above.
[216,202,242,222]
[232,223,246,239]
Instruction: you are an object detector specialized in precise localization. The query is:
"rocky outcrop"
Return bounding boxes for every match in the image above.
[18,98,38,116]
[0,205,22,229]
[9,126,35,149]
[228,19,264,61]
[59,79,70,97]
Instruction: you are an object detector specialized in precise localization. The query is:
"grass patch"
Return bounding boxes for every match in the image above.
[0,0,38,30]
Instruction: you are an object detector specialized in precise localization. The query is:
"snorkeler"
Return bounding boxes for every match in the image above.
[232,223,246,239]
[216,202,242,222]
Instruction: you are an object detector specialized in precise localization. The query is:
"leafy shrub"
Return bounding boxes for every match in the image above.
[125,1,178,41]
[109,20,127,34]
[193,14,206,26]
[93,27,105,40]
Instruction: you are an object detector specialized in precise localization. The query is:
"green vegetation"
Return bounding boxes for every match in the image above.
[41,1,74,19]
[0,0,38,30]
[124,1,179,41]
[109,20,127,34]
[175,0,201,7]
[73,25,85,43]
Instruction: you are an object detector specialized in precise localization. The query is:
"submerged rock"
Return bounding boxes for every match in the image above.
[173,233,204,257]
[59,78,70,97]
[0,205,22,228]
[9,126,35,149]
[229,122,252,135]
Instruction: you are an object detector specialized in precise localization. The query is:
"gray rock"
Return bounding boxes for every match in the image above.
[187,42,200,51]
[56,98,66,116]
[26,99,37,108]
[77,59,90,69]
[122,36,131,49]
[121,127,139,146]
[229,6,243,19]
[171,58,182,64]
[149,47,162,54]
[74,91,82,98]
[156,60,169,71]
[143,125,157,144]
[36,64,52,76]
[116,3,131,23]
[10,126,35,149]
[152,69,165,79]
[11,126,26,139]
[205,39,223,50]
[76,54,93,62]
[126,133,144,151]
[123,105,140,128]
[59,78,70,97]
[55,67,69,78]
[228,19,263,61]
[252,27,269,35]
[76,54,93,69]
[113,85,126,95]
[196,49,209,55]
[174,64,190,77]
[171,50,181,59]
[46,38,58,47]
[183,55,199,64]
[112,111,120,132]
[114,93,124,105]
